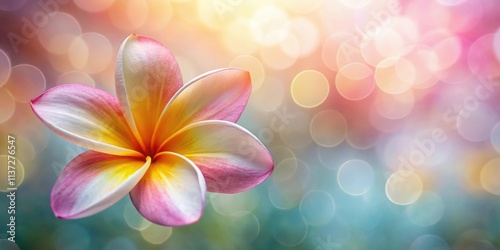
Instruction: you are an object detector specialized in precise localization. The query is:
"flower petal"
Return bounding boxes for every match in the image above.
[130,152,206,226]
[51,151,150,219]
[153,68,251,150]
[116,34,183,152]
[31,84,142,157]
[162,120,273,193]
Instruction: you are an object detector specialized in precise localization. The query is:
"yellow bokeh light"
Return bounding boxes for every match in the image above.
[480,158,500,195]
[109,0,149,31]
[229,55,265,91]
[291,70,329,108]
[375,57,416,94]
[222,19,258,55]
[289,18,320,57]
[123,202,151,231]
[140,223,172,245]
[249,6,290,46]
[385,171,423,205]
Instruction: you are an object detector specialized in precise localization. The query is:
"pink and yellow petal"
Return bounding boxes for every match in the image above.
[130,152,206,226]
[153,68,251,150]
[161,120,273,193]
[31,84,142,157]
[116,34,183,151]
[51,151,150,219]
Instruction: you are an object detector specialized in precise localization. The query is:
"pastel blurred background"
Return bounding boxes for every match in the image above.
[1,0,500,249]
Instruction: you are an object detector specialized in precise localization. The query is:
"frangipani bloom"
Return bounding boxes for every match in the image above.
[30,34,273,226]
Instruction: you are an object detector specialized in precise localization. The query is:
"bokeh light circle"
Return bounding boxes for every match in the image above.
[290,18,320,57]
[249,6,290,46]
[68,33,113,74]
[375,57,416,94]
[0,49,11,87]
[123,202,150,230]
[140,224,172,245]
[0,239,19,250]
[269,159,310,209]
[230,211,260,243]
[410,234,449,250]
[322,32,355,71]
[310,110,347,147]
[336,62,375,100]
[361,28,405,67]
[223,19,258,55]
[38,12,82,55]
[249,77,284,112]
[291,70,329,108]
[336,38,367,69]
[490,122,500,153]
[494,28,500,62]
[279,112,313,149]
[229,55,265,91]
[337,159,375,196]
[405,191,445,226]
[57,71,96,87]
[0,89,15,123]
[431,35,462,71]
[272,210,308,247]
[5,64,46,103]
[273,158,298,182]
[259,42,298,70]
[374,90,415,120]
[468,33,500,78]
[402,45,439,89]
[385,171,423,205]
[210,191,258,216]
[456,102,498,142]
[109,0,149,31]
[299,190,336,226]
[480,158,500,195]
[73,0,115,13]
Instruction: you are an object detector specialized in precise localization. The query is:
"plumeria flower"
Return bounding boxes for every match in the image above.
[30,34,274,226]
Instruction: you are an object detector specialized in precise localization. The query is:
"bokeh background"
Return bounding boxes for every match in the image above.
[1,0,500,249]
